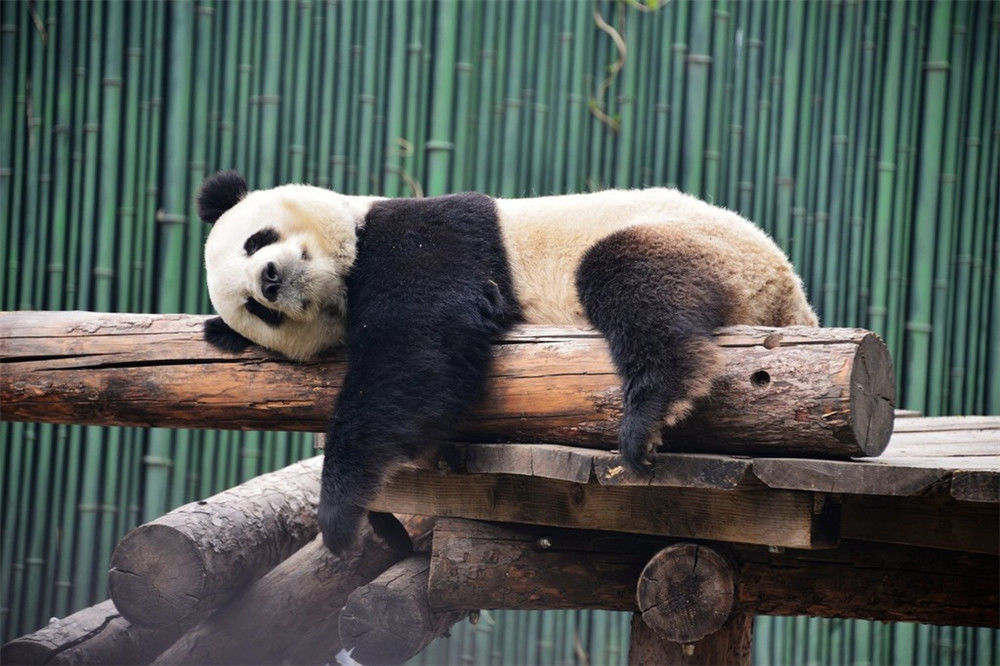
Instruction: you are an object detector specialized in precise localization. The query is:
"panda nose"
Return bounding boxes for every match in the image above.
[261,262,282,301]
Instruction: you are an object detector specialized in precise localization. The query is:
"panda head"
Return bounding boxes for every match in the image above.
[198,171,365,360]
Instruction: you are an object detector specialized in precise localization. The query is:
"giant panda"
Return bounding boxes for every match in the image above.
[197,171,818,552]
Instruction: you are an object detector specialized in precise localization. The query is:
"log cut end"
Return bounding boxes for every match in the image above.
[636,543,736,644]
[108,524,206,627]
[848,333,895,457]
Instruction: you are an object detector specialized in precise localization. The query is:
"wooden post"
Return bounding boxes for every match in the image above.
[152,513,412,665]
[108,456,322,628]
[628,611,752,666]
[339,556,467,665]
[1,311,894,458]
[0,600,179,665]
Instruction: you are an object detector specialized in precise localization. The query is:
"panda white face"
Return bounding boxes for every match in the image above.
[203,182,367,360]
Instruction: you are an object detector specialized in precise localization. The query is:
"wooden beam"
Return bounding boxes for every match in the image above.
[0,600,179,665]
[373,468,840,549]
[339,556,467,665]
[2,311,894,457]
[425,519,999,628]
[108,456,322,628]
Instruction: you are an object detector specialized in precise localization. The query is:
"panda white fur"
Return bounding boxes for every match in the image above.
[198,171,817,552]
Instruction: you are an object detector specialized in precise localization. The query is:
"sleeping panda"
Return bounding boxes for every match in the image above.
[197,171,818,552]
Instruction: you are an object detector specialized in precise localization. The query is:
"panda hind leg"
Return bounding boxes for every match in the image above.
[575,227,727,473]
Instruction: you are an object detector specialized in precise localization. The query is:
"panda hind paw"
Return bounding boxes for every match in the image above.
[317,500,365,556]
[619,426,662,475]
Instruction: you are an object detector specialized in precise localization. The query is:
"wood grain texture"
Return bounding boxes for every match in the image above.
[372,468,839,549]
[636,544,736,644]
[424,519,999,627]
[1,311,894,457]
[152,514,412,665]
[108,457,322,628]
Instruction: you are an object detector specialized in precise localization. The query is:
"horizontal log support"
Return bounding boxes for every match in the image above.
[2,311,894,457]
[426,519,999,628]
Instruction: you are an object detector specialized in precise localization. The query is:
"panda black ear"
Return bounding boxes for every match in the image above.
[197,171,249,224]
[204,316,253,353]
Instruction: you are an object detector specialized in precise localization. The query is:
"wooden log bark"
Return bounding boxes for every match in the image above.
[636,544,736,644]
[108,456,322,628]
[339,556,467,665]
[0,600,179,665]
[628,611,752,666]
[1,311,894,458]
[153,513,412,665]
[425,519,999,628]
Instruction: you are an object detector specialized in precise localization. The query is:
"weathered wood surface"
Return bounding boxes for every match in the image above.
[0,600,179,665]
[373,468,840,549]
[636,544,736,644]
[108,457,323,628]
[425,519,999,628]
[339,556,467,665]
[152,514,412,665]
[430,414,1000,504]
[628,612,753,666]
[1,310,894,457]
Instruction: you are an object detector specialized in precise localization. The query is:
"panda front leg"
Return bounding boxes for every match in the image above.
[575,227,727,473]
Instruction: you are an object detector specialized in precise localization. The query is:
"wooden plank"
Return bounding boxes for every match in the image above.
[629,612,752,666]
[950,471,1000,502]
[591,452,755,489]
[891,415,1000,432]
[841,495,999,554]
[752,458,948,497]
[372,469,839,549]
[868,455,1000,471]
[886,430,1000,446]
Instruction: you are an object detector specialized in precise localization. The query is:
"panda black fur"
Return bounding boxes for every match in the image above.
[197,171,817,553]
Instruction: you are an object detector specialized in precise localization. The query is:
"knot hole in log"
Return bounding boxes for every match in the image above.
[750,370,771,387]
[636,543,736,644]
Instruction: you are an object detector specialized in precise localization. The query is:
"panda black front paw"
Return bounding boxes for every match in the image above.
[619,417,661,475]
[317,499,366,555]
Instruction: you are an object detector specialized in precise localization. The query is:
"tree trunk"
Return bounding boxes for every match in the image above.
[2,311,894,457]
[108,456,322,628]
[152,513,412,665]
[339,556,467,665]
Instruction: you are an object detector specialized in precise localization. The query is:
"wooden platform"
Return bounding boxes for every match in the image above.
[373,415,1000,554]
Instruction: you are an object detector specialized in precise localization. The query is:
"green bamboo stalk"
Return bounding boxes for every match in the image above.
[5,0,28,311]
[752,0,780,231]
[93,1,123,313]
[724,0,749,208]
[774,0,803,252]
[0,13,15,307]
[565,0,589,192]
[903,0,952,412]
[528,1,554,192]
[702,2,730,202]
[737,0,762,214]
[425,0,458,196]
[233,1,254,175]
[117,3,142,310]
[928,3,971,414]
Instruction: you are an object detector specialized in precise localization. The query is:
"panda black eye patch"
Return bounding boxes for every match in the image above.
[245,297,285,327]
[244,228,280,256]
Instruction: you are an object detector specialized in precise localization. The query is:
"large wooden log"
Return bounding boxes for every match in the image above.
[0,600,179,665]
[339,556,467,665]
[426,519,999,628]
[108,456,322,628]
[153,514,412,665]
[1,311,894,457]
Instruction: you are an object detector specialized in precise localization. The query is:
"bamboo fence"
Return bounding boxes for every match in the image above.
[1,0,998,663]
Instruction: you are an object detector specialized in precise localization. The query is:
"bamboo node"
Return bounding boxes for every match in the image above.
[922,60,950,71]
[904,321,933,334]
